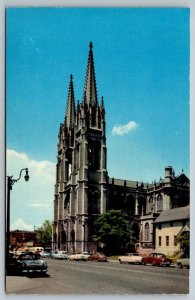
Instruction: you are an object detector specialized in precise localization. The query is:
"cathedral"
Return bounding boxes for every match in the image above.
[52,42,190,254]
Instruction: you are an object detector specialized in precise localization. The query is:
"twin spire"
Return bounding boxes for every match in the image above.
[65,42,99,129]
[83,41,98,106]
[65,74,75,129]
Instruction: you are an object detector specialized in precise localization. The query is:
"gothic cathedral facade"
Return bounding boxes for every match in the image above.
[53,43,190,254]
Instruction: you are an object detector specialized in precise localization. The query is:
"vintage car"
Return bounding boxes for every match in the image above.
[89,252,108,262]
[51,250,68,260]
[177,258,190,269]
[8,252,48,275]
[142,252,172,267]
[68,252,91,261]
[118,253,143,264]
[40,251,51,258]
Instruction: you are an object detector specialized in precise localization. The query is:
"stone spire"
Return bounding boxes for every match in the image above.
[65,74,75,129]
[83,42,98,106]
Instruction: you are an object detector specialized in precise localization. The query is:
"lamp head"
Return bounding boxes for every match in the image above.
[24,169,29,182]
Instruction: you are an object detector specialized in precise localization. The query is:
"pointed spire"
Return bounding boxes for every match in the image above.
[83,41,98,106]
[65,74,75,129]
[101,96,104,108]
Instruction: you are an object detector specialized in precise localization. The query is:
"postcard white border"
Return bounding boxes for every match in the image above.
[1,1,194,300]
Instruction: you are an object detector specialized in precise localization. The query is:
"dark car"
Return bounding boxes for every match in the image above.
[8,252,48,275]
[89,252,108,262]
[142,252,172,267]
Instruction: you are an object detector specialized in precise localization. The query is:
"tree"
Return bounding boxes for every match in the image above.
[37,220,52,245]
[92,210,134,255]
[177,231,190,257]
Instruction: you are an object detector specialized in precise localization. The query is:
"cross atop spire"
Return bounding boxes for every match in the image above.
[65,74,75,129]
[83,41,98,106]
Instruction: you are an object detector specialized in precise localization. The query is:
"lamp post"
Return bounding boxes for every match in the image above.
[79,217,88,253]
[6,168,29,272]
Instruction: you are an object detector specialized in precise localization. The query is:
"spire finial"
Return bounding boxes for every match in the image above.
[83,42,98,106]
[65,74,75,129]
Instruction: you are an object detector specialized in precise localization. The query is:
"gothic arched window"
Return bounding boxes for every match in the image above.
[148,196,153,212]
[88,190,100,214]
[88,140,101,170]
[125,195,135,215]
[92,106,96,126]
[94,141,101,170]
[138,197,146,215]
[157,194,163,211]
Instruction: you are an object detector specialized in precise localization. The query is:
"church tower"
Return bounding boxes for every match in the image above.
[53,42,108,253]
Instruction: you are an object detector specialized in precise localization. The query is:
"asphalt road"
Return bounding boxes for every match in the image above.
[6,259,189,295]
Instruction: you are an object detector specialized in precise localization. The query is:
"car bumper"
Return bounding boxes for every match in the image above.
[21,269,47,273]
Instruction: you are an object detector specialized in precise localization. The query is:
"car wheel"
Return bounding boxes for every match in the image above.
[178,262,183,269]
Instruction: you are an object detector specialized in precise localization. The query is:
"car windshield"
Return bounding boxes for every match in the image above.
[19,253,40,260]
[157,254,166,258]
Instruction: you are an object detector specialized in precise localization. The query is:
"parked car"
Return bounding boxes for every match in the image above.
[51,250,68,260]
[68,252,90,261]
[118,253,143,264]
[89,252,108,262]
[177,258,190,269]
[40,251,51,258]
[142,252,172,267]
[8,252,48,275]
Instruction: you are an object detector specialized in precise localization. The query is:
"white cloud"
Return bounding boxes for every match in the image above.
[112,121,138,136]
[11,218,34,231]
[6,149,55,229]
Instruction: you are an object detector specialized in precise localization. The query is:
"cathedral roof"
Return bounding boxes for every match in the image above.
[108,177,153,189]
[83,42,98,106]
[65,74,75,129]
[154,206,190,224]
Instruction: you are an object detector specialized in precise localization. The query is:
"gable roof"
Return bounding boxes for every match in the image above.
[173,173,190,186]
[154,206,190,224]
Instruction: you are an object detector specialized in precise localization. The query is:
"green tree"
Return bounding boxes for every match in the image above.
[37,220,52,245]
[177,231,190,257]
[92,210,133,255]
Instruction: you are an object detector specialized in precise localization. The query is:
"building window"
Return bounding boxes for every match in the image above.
[174,236,177,246]
[158,224,161,230]
[148,196,153,212]
[166,236,169,246]
[158,236,162,246]
[145,222,149,241]
[157,194,163,211]
[170,222,173,227]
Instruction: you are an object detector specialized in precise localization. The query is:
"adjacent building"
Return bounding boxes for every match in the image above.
[154,206,190,256]
[53,42,190,254]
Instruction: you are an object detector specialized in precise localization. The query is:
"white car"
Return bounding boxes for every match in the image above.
[51,251,68,260]
[118,253,143,264]
[177,258,190,269]
[68,252,90,261]
[40,251,51,258]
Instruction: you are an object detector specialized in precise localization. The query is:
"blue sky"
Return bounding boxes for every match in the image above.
[6,8,190,230]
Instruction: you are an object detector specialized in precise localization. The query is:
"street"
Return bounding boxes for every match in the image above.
[6,259,189,295]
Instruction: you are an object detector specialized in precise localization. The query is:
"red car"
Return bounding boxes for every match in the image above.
[89,252,108,262]
[142,252,172,267]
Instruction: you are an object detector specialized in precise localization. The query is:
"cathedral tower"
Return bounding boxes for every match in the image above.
[53,42,108,253]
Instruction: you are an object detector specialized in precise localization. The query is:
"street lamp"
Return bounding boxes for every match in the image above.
[6,168,30,272]
[79,217,88,252]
